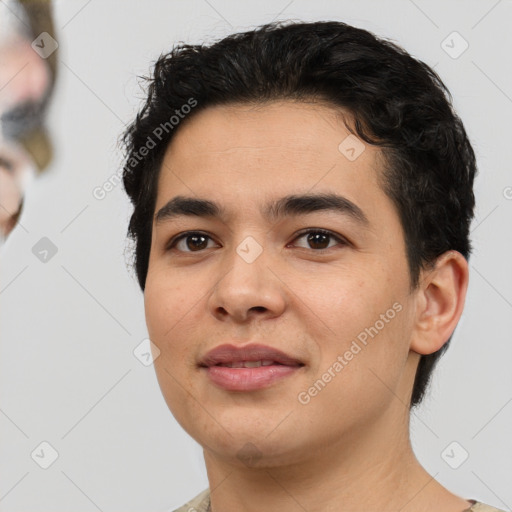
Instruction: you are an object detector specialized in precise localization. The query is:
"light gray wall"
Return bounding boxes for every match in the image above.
[1,1,511,510]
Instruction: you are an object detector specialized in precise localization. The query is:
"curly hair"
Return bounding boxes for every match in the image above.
[121,20,477,407]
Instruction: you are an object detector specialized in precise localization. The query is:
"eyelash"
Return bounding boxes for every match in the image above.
[166,228,349,253]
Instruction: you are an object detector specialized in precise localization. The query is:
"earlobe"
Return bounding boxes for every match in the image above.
[410,250,469,356]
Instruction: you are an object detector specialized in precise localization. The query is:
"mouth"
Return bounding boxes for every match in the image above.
[198,344,305,391]
[213,360,289,368]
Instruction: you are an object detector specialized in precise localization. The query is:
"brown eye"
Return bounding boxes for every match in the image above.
[291,229,347,251]
[167,229,348,254]
[168,232,217,252]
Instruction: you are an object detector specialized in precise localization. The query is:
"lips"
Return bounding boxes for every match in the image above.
[199,343,304,368]
[199,343,305,391]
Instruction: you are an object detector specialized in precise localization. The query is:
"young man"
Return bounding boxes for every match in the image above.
[121,21,503,512]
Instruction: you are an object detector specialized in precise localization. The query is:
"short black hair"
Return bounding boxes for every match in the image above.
[121,20,477,407]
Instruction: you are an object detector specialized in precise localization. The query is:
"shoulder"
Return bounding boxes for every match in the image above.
[469,502,507,512]
[168,488,210,512]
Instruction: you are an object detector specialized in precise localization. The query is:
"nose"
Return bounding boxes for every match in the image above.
[207,238,287,324]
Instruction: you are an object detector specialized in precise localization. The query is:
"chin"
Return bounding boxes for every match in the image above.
[202,434,305,469]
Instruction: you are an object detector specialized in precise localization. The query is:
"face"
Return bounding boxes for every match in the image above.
[145,101,420,467]
[0,3,52,240]
[0,141,36,239]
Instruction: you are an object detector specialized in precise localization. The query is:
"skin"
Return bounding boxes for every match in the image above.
[0,20,51,238]
[0,142,35,237]
[0,34,50,112]
[145,101,471,512]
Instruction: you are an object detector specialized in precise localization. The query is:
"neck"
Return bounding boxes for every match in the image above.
[202,401,471,512]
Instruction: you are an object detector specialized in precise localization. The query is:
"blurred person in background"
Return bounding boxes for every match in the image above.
[0,0,57,244]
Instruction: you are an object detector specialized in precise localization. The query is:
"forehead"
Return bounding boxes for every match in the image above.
[165,100,367,161]
[155,100,389,225]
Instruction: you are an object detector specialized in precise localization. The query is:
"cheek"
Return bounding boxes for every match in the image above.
[144,270,187,357]
[144,274,168,343]
[144,272,199,414]
[144,262,192,333]
[309,267,410,383]
[144,266,209,375]
[302,303,411,432]
[0,169,21,213]
[304,266,397,342]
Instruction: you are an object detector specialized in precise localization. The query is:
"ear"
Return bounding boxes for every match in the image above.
[410,250,469,355]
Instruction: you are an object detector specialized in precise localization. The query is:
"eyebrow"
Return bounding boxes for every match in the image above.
[154,193,369,226]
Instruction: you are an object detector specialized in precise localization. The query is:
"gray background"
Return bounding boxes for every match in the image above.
[1,0,511,510]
